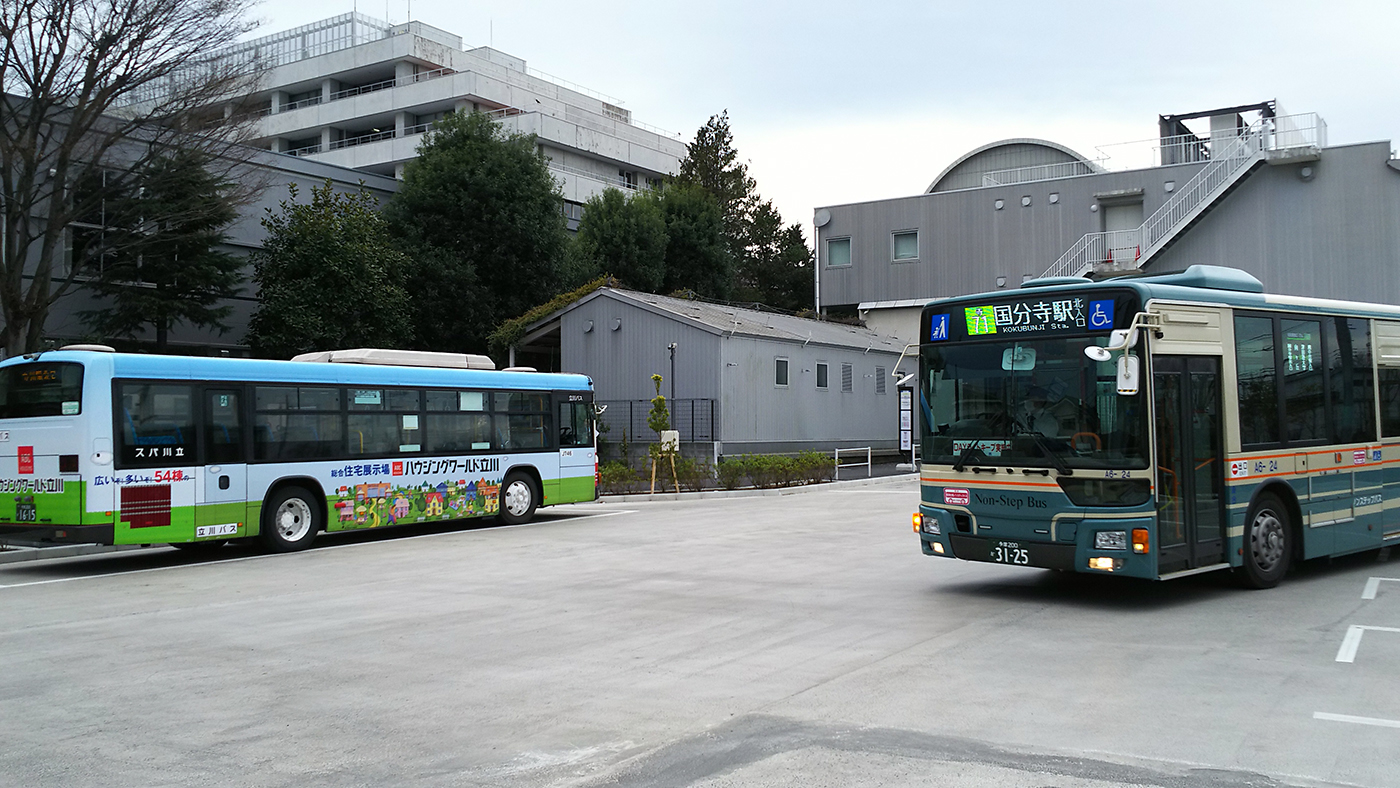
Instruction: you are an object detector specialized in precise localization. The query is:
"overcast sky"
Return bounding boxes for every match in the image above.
[253,0,1399,240]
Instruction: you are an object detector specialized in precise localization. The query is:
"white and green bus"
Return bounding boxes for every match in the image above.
[0,348,596,552]
[914,265,1400,588]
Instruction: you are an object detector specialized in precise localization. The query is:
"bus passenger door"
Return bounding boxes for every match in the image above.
[1153,356,1225,574]
[556,393,596,503]
[198,388,247,539]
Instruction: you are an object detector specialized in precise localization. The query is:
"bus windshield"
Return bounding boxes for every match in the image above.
[921,336,1147,469]
[0,362,84,419]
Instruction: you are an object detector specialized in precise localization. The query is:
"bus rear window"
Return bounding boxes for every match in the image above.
[0,363,83,418]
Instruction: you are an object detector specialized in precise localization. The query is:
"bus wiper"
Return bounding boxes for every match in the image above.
[1019,429,1073,476]
[951,443,981,472]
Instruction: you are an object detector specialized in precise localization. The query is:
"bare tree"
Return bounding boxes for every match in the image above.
[0,0,264,355]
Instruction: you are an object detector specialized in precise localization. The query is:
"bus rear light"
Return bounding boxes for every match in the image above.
[1132,528,1149,554]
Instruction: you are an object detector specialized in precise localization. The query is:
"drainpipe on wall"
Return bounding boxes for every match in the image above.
[813,219,821,315]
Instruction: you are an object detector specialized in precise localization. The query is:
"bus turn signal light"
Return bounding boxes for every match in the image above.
[912,513,922,533]
[1132,528,1149,554]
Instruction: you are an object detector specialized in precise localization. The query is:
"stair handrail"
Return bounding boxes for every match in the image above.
[1041,120,1268,279]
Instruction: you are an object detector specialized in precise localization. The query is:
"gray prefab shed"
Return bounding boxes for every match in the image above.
[516,288,913,456]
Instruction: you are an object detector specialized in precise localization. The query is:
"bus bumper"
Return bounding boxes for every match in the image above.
[0,523,115,545]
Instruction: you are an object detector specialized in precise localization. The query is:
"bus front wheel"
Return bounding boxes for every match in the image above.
[1238,492,1292,589]
[260,485,322,553]
[498,473,538,525]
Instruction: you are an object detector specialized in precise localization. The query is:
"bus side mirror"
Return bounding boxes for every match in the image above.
[1116,355,1140,395]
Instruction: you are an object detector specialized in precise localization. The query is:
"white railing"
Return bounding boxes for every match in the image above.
[834,447,872,480]
[981,159,1103,187]
[329,129,396,150]
[1041,113,1326,278]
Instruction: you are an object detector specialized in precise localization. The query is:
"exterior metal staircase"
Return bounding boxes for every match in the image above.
[1041,113,1327,279]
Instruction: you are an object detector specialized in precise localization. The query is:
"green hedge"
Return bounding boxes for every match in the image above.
[600,452,836,494]
[716,452,834,490]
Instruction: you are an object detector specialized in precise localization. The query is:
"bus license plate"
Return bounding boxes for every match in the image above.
[989,540,1029,565]
[15,503,36,522]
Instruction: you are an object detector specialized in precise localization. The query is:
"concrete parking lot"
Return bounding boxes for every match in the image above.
[2,475,1398,787]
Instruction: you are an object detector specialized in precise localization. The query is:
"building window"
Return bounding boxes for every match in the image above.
[775,358,789,387]
[875,367,886,394]
[827,237,851,268]
[816,362,829,390]
[841,363,853,393]
[619,170,638,189]
[892,230,918,262]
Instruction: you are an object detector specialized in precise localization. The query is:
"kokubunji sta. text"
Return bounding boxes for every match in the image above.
[403,458,502,476]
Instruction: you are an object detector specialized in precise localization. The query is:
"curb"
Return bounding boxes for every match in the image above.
[0,543,155,566]
[599,470,918,503]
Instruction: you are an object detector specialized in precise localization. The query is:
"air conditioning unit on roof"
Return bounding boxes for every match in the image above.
[290,348,496,370]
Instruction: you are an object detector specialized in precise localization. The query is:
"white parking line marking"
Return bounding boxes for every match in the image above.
[1314,711,1400,729]
[1335,625,1400,662]
[0,509,636,591]
[1362,576,1400,600]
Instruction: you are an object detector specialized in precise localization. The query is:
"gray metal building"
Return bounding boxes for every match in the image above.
[21,143,397,355]
[515,288,911,456]
[815,101,1400,346]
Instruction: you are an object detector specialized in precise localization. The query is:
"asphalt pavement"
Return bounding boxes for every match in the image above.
[2,475,1397,787]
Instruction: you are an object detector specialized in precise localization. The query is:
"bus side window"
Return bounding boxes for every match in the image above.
[119,383,195,467]
[1381,368,1400,437]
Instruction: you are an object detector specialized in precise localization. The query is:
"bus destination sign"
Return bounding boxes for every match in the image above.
[928,291,1128,342]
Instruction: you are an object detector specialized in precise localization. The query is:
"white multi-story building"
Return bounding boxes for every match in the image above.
[210,14,688,226]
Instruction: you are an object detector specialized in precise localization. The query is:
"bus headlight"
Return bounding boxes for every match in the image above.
[1094,530,1127,550]
[1088,556,1123,571]
[915,512,941,535]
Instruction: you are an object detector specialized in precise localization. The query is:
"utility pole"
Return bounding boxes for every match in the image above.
[667,343,677,405]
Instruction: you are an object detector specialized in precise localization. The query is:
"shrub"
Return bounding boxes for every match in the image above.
[717,456,746,490]
[599,460,637,495]
[796,451,835,484]
[674,456,714,492]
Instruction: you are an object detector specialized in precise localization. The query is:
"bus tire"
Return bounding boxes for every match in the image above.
[1238,492,1292,589]
[260,485,322,553]
[498,472,538,525]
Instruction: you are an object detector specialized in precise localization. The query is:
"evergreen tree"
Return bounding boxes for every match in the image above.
[246,182,412,358]
[735,199,814,312]
[677,111,813,311]
[676,110,755,265]
[80,150,243,351]
[572,188,668,292]
[385,111,570,354]
[658,184,731,299]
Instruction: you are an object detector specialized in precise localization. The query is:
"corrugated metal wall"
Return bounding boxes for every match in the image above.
[718,335,900,453]
[1150,142,1400,302]
[818,161,1208,308]
[559,293,721,402]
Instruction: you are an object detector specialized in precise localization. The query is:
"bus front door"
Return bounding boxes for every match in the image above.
[1152,356,1225,574]
[198,388,248,540]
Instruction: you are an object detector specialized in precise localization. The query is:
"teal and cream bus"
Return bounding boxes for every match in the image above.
[912,265,1400,588]
[0,348,596,553]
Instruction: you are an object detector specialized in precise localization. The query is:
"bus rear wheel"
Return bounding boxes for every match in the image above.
[498,473,538,525]
[260,485,322,553]
[1238,492,1292,589]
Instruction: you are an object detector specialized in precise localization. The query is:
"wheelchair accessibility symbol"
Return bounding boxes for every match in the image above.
[1088,299,1113,330]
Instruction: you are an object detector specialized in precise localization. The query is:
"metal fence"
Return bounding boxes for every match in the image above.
[596,399,717,443]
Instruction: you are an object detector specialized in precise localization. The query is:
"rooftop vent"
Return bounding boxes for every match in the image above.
[291,348,495,370]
